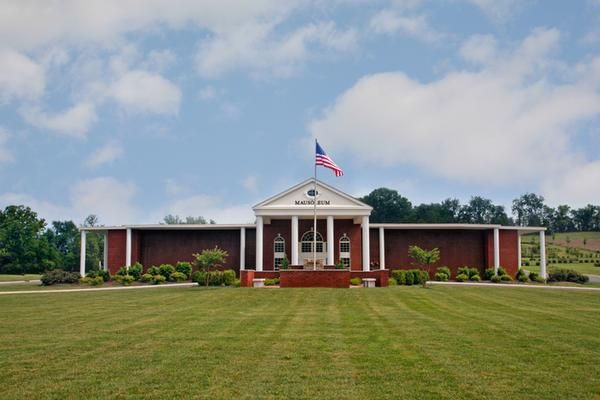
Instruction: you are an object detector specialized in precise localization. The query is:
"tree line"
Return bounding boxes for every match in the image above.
[359,188,600,233]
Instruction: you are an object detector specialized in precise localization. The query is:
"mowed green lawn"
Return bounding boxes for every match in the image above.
[0,274,41,282]
[1,287,599,400]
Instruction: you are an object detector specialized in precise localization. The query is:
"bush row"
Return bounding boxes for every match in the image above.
[41,269,81,285]
[547,269,589,284]
[391,269,429,286]
[191,270,237,286]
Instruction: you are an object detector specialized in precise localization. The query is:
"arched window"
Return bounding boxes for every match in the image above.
[273,234,285,270]
[339,234,350,268]
[300,230,324,253]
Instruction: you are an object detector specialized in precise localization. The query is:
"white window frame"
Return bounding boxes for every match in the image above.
[339,233,351,268]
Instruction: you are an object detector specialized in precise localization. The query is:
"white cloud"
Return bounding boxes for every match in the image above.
[0,176,137,225]
[199,85,217,101]
[196,21,357,78]
[20,102,97,138]
[369,10,443,43]
[459,34,498,64]
[85,141,123,167]
[0,0,302,50]
[165,178,188,197]
[542,161,600,208]
[163,194,254,224]
[142,49,176,72]
[243,175,258,193]
[109,70,181,114]
[0,128,14,163]
[0,48,45,102]
[464,0,521,20]
[69,177,138,224]
[308,28,600,188]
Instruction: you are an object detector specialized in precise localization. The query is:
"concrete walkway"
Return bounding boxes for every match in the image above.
[429,281,600,291]
[0,282,197,295]
[586,274,600,284]
[0,280,41,286]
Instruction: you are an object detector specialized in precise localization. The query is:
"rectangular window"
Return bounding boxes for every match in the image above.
[340,241,350,253]
[315,243,323,253]
[341,257,350,267]
[274,242,284,253]
[274,257,283,271]
[301,242,312,253]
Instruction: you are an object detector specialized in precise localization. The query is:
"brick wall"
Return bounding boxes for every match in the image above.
[107,230,126,274]
[350,269,389,287]
[486,230,519,276]
[279,270,350,288]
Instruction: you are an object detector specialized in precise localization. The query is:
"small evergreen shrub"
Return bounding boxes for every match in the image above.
[405,271,415,286]
[500,274,513,282]
[85,269,111,282]
[436,266,451,280]
[458,266,479,279]
[518,274,530,283]
[147,266,160,275]
[80,276,104,286]
[115,274,135,285]
[515,269,528,280]
[594,261,600,267]
[470,274,481,282]
[152,275,166,284]
[388,277,398,286]
[232,279,241,287]
[350,277,362,286]
[391,270,406,285]
[159,264,175,280]
[547,269,589,284]
[434,272,449,281]
[222,270,236,286]
[264,278,280,286]
[528,272,540,281]
[41,269,80,285]
[128,263,143,280]
[456,273,468,282]
[191,270,203,283]
[490,275,502,283]
[418,270,430,284]
[175,262,192,278]
[169,271,187,282]
[140,273,153,283]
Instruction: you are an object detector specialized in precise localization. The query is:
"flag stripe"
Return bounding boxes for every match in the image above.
[315,145,344,176]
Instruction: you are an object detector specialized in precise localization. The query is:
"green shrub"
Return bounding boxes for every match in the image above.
[528,271,540,281]
[594,261,600,267]
[547,269,589,284]
[80,276,104,286]
[140,273,153,283]
[388,277,398,286]
[436,266,451,280]
[350,277,362,286]
[175,262,192,278]
[115,274,135,285]
[41,269,80,286]
[500,274,513,282]
[515,269,527,280]
[434,272,449,281]
[85,269,111,282]
[222,270,236,286]
[458,266,479,279]
[191,270,203,283]
[128,262,143,280]
[490,275,502,283]
[418,270,430,284]
[456,273,468,282]
[518,274,530,283]
[147,266,160,275]
[405,271,414,285]
[391,270,406,285]
[264,278,280,286]
[153,275,166,285]
[484,267,508,280]
[159,264,175,280]
[115,266,128,276]
[232,279,241,287]
[169,271,187,282]
[470,274,481,282]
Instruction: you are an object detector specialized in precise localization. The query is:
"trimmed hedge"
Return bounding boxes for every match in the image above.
[390,269,428,285]
[350,277,362,286]
[41,269,80,286]
[547,269,589,284]
[192,270,237,286]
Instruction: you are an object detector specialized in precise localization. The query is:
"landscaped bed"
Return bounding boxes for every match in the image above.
[0,286,598,399]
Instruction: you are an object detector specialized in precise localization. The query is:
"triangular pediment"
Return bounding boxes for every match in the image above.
[253,179,372,217]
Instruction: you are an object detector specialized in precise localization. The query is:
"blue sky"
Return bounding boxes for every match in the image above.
[0,0,599,225]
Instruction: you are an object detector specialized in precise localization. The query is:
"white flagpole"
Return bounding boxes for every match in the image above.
[313,139,318,270]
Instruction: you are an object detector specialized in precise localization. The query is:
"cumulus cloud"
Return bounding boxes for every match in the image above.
[196,21,357,78]
[0,128,14,163]
[0,48,45,102]
[369,9,443,43]
[464,0,521,20]
[542,161,600,208]
[308,29,600,189]
[0,177,138,225]
[85,141,123,167]
[109,70,181,114]
[20,102,97,138]
[243,175,259,193]
[163,194,254,224]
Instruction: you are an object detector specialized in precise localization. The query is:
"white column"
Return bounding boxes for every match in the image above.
[125,228,132,269]
[79,230,87,277]
[379,227,385,270]
[327,216,334,265]
[362,216,370,272]
[517,233,522,270]
[240,227,246,271]
[256,216,263,271]
[493,228,500,274]
[540,230,547,279]
[103,232,108,271]
[291,216,299,265]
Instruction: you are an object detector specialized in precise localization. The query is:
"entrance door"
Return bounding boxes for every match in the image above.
[299,230,326,268]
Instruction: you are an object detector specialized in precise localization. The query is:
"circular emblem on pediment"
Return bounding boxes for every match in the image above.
[305,189,320,199]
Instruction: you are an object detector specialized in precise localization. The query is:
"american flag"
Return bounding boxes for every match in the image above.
[315,141,344,177]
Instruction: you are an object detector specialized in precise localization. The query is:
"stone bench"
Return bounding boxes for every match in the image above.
[362,278,376,288]
[253,278,266,288]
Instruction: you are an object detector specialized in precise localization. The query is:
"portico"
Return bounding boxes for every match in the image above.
[252,179,373,272]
